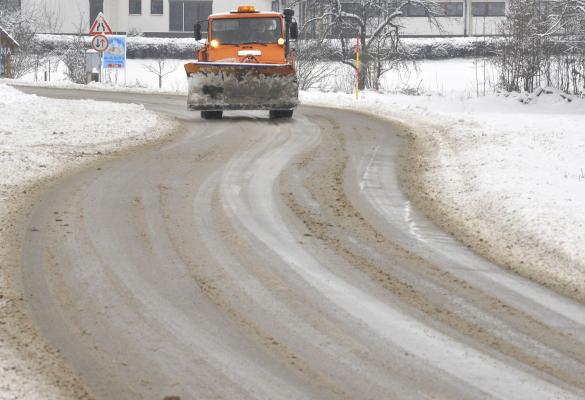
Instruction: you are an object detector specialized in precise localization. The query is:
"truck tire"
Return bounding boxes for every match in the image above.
[201,111,223,120]
[269,110,294,119]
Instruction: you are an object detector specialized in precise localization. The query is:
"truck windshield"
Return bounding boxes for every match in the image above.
[211,18,281,45]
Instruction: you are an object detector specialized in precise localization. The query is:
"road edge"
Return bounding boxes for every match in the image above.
[301,99,584,305]
[0,113,183,399]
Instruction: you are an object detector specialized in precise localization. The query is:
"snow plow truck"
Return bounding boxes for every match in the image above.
[184,6,299,120]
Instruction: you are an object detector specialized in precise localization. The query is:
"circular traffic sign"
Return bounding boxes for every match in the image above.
[91,34,109,52]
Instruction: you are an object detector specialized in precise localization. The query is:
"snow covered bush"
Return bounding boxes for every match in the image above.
[0,0,44,78]
[59,34,87,84]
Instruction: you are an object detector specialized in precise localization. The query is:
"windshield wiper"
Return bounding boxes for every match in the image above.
[240,41,268,46]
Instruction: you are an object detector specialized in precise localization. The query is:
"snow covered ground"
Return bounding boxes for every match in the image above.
[302,89,585,302]
[0,83,175,399]
[18,57,496,97]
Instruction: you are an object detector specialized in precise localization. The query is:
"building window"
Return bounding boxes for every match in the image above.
[0,54,5,77]
[129,0,142,15]
[404,3,428,17]
[170,0,212,32]
[472,2,505,17]
[438,2,463,17]
[151,0,164,15]
[89,0,104,27]
[271,0,279,12]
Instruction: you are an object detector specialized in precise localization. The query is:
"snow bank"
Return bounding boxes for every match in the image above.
[0,84,170,186]
[0,83,175,399]
[16,57,494,98]
[302,89,585,303]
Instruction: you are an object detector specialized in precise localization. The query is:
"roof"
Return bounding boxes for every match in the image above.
[0,25,19,47]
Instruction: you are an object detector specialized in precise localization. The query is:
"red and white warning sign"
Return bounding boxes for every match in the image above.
[91,34,109,52]
[89,12,113,36]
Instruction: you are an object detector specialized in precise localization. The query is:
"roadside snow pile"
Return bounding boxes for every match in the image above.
[0,83,174,399]
[0,83,168,185]
[9,78,186,95]
[302,89,585,303]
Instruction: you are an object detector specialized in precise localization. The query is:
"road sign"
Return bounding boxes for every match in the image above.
[91,35,109,52]
[103,35,127,69]
[89,12,113,36]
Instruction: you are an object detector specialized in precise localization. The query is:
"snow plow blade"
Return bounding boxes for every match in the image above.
[185,62,298,111]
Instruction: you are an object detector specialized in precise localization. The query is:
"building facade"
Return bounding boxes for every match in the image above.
[21,0,508,36]
[397,0,506,36]
[22,0,275,34]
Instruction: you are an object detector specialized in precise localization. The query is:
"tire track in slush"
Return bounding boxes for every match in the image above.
[219,113,583,400]
[16,86,585,400]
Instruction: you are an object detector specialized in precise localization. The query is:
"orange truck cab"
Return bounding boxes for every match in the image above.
[185,6,299,119]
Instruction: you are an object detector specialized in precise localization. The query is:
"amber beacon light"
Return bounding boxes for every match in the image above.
[237,5,256,12]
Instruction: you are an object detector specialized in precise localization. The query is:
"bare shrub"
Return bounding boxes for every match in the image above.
[143,59,179,89]
[496,0,585,95]
[330,64,357,93]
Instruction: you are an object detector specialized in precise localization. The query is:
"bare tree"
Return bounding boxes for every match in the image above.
[495,0,549,92]
[293,18,335,90]
[143,59,179,89]
[547,1,585,94]
[304,0,441,90]
[495,0,585,95]
[38,1,64,33]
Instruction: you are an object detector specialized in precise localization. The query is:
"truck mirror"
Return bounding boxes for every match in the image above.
[290,22,298,40]
[194,23,202,41]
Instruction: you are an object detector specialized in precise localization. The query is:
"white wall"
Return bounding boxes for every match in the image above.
[400,16,503,37]
[469,16,502,36]
[399,17,466,36]
[105,0,170,34]
[213,0,273,14]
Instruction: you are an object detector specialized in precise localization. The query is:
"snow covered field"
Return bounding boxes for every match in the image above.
[0,83,175,399]
[18,57,496,97]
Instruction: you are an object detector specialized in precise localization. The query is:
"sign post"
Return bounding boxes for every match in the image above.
[90,34,108,82]
[89,13,113,83]
[355,37,361,100]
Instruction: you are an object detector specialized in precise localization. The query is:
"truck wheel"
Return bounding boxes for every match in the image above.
[269,110,294,119]
[201,111,223,120]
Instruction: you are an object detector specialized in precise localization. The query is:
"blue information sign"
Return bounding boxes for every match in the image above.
[103,35,126,69]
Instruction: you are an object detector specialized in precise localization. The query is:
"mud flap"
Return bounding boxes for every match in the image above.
[186,63,298,111]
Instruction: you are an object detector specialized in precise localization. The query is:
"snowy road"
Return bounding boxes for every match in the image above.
[16,87,585,400]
